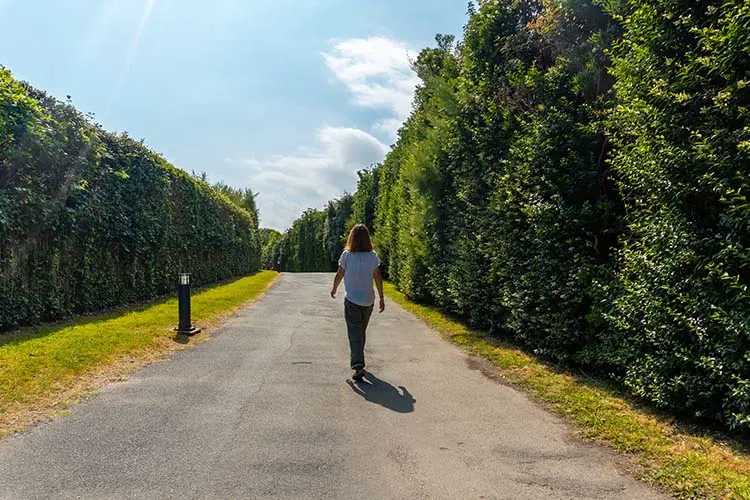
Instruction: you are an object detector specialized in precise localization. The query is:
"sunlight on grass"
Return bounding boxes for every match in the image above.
[0,271,279,437]
[385,282,750,500]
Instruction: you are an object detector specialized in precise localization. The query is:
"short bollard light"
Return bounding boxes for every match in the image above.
[175,273,201,336]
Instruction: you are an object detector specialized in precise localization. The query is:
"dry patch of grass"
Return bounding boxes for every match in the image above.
[385,282,750,500]
[0,271,279,440]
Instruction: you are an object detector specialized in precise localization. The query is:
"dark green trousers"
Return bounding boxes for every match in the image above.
[344,299,374,370]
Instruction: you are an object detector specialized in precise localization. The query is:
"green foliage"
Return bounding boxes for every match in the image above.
[259,228,282,269]
[607,0,750,431]
[277,209,328,272]
[269,194,354,272]
[211,182,259,222]
[0,68,260,331]
[347,169,379,232]
[326,194,354,268]
[373,2,622,348]
[277,0,750,432]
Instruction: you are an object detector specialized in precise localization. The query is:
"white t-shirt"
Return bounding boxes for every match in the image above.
[338,250,380,307]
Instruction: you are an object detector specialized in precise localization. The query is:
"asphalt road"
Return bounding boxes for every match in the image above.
[0,273,668,500]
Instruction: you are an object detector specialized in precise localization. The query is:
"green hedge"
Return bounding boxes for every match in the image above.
[607,0,750,431]
[0,68,260,331]
[263,195,353,273]
[278,1,750,432]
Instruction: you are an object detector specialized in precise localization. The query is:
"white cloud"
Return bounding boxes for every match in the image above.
[222,36,420,230]
[226,127,389,230]
[323,37,419,138]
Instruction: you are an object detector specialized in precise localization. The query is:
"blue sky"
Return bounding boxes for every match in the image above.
[0,0,468,230]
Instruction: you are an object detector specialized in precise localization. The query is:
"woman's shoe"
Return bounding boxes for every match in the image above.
[352,369,365,382]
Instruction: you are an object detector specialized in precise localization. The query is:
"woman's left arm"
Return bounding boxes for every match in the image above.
[331,266,345,298]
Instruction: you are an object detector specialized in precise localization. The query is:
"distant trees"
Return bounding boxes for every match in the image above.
[0,67,261,331]
[274,1,750,432]
[259,228,282,269]
[189,172,260,227]
[326,194,355,269]
[211,183,259,224]
[262,194,354,272]
[347,169,379,233]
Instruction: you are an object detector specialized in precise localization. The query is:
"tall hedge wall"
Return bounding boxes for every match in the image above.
[262,195,353,273]
[276,1,750,432]
[0,68,260,331]
[606,0,750,431]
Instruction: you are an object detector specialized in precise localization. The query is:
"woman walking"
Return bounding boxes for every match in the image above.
[330,224,385,382]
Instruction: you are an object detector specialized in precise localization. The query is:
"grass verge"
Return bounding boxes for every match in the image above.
[0,271,279,440]
[384,282,750,500]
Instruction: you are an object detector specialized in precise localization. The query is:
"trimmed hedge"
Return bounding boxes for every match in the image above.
[278,1,750,432]
[0,68,260,331]
[263,195,353,273]
[607,0,750,431]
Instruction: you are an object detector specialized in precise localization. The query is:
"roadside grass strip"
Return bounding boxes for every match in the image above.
[0,271,279,440]
[384,282,750,500]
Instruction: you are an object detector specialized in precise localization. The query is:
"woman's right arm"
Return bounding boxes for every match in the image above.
[374,267,385,312]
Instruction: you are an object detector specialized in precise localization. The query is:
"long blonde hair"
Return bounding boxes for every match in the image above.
[345,224,373,252]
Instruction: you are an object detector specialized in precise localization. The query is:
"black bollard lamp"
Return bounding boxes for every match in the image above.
[175,273,201,335]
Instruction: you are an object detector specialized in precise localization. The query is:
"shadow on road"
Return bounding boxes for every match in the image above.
[346,371,415,413]
[173,334,190,344]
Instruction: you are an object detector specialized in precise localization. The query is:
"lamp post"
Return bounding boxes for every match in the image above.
[175,273,201,335]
